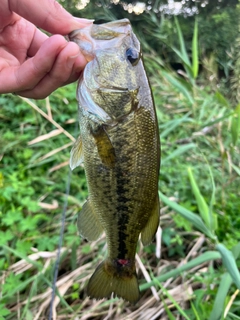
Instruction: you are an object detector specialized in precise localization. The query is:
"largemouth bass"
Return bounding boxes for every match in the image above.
[69,19,160,303]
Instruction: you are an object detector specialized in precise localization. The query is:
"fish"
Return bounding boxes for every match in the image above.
[69,19,160,303]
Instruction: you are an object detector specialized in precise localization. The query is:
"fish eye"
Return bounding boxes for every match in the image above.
[126,48,139,66]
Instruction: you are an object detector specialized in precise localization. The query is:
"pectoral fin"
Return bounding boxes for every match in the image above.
[141,196,160,246]
[91,125,116,168]
[78,199,103,241]
[70,135,84,170]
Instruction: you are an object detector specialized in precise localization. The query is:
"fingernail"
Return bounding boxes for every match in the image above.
[67,53,79,68]
[74,17,94,25]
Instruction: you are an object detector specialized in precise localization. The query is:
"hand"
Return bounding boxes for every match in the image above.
[0,0,93,99]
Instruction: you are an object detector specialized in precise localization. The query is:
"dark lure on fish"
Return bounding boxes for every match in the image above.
[69,19,160,303]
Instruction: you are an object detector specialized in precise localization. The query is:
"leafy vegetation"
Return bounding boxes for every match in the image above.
[0,1,240,319]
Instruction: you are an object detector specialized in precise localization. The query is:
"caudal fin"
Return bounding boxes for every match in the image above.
[87,261,140,303]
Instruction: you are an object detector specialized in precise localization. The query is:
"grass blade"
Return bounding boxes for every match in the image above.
[140,251,221,291]
[200,111,234,129]
[187,167,211,229]
[171,47,194,78]
[215,91,229,107]
[209,273,232,320]
[162,144,196,165]
[232,242,240,259]
[159,191,215,239]
[160,113,193,138]
[207,160,217,232]
[2,245,42,270]
[174,17,191,67]
[216,243,240,289]
[2,274,40,300]
[156,281,191,320]
[231,163,240,176]
[192,20,199,79]
[191,302,201,320]
[20,97,75,142]
[224,289,240,318]
[210,242,240,319]
[163,299,176,320]
[231,104,240,146]
[161,70,194,104]
[227,313,240,319]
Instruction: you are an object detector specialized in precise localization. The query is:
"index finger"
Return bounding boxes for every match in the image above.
[7,0,92,34]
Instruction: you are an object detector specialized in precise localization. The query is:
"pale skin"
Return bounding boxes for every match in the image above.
[0,0,93,99]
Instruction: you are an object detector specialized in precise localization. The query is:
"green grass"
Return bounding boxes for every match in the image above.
[1,24,240,320]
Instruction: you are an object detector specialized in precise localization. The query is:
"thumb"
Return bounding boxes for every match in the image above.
[8,0,93,34]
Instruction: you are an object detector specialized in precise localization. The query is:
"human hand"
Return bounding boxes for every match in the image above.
[0,0,93,99]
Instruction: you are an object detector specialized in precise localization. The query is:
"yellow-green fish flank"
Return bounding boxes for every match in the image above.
[69,19,160,303]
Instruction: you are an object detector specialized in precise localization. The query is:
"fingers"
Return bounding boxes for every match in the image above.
[19,39,87,99]
[0,35,87,98]
[27,28,49,57]
[8,0,93,34]
[0,0,92,98]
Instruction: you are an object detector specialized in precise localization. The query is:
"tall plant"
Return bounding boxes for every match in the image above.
[172,18,199,85]
[230,22,240,105]
[159,167,240,319]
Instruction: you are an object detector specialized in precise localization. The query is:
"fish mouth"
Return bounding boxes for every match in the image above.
[99,86,129,93]
[95,77,138,94]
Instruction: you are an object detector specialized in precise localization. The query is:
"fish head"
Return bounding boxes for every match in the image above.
[69,19,149,122]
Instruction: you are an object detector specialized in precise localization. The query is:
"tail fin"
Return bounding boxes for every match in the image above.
[87,261,140,303]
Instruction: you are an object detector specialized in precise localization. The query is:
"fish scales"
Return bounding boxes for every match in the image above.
[69,19,160,303]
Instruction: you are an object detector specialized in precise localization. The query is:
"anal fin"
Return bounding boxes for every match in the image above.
[78,199,103,241]
[141,195,160,246]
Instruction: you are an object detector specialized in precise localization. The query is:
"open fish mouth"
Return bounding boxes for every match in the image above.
[99,86,129,93]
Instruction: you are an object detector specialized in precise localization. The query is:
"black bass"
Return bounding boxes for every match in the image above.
[69,19,160,303]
